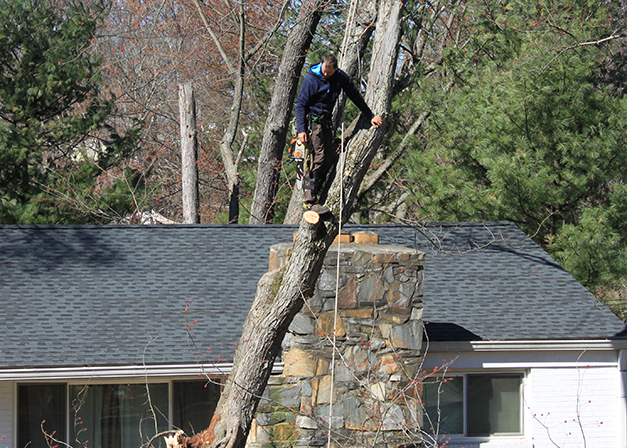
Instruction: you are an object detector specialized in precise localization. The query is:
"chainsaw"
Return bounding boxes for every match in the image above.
[286,138,310,189]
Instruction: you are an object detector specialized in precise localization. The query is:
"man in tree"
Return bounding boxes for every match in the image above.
[296,54,383,212]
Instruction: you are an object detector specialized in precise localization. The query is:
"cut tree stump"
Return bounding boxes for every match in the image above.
[303,210,320,224]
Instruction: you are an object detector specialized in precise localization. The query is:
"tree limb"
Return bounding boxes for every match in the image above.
[191,0,235,72]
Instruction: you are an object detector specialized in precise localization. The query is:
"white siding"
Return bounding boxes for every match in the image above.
[423,345,624,448]
[527,366,620,448]
[0,381,13,448]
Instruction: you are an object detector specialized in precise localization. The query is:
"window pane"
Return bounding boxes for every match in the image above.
[69,383,169,448]
[18,384,67,448]
[173,380,220,435]
[467,374,522,435]
[423,377,463,435]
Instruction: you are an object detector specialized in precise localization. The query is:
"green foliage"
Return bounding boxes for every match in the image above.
[552,201,627,288]
[0,0,141,223]
[405,0,627,291]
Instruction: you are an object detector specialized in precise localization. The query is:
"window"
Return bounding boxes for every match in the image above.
[69,383,169,448]
[423,373,523,437]
[18,384,67,448]
[18,380,221,448]
[467,374,522,435]
[423,376,463,435]
[173,380,221,435]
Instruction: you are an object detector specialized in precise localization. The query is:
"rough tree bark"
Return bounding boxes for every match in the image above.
[180,83,200,224]
[248,0,326,225]
[282,179,305,224]
[165,0,403,447]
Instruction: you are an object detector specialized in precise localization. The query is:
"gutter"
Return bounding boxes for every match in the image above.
[425,339,627,352]
[0,363,284,381]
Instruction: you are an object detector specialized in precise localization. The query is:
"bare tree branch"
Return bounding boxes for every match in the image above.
[191,0,235,72]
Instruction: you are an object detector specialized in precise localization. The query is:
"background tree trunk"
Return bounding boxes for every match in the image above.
[166,1,404,447]
[191,0,251,224]
[219,2,246,224]
[248,1,325,224]
[179,83,200,224]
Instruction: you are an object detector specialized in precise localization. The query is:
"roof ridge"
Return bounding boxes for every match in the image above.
[0,220,514,230]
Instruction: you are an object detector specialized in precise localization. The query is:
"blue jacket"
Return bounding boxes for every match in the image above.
[295,63,374,134]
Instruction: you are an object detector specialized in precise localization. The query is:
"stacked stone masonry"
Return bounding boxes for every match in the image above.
[250,236,426,448]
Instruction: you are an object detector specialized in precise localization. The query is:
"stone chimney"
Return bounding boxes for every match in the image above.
[250,233,426,448]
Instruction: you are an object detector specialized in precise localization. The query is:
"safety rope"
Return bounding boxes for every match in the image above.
[327,123,345,448]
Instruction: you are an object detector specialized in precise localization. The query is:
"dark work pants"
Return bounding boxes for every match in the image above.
[304,122,337,203]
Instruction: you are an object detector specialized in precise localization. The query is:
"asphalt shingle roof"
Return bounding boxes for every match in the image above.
[0,222,624,369]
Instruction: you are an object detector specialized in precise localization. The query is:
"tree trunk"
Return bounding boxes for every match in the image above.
[179,83,200,224]
[220,4,246,224]
[283,182,304,224]
[166,1,403,447]
[248,1,324,224]
[326,0,402,218]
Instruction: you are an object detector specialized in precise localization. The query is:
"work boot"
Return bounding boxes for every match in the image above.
[302,176,316,203]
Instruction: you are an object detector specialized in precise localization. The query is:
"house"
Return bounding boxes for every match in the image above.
[0,222,625,448]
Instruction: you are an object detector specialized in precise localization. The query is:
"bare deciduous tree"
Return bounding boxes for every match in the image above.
[191,0,289,223]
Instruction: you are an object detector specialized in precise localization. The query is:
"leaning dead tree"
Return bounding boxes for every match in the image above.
[165,0,403,446]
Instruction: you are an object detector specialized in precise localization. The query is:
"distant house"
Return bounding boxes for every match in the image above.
[0,222,624,448]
